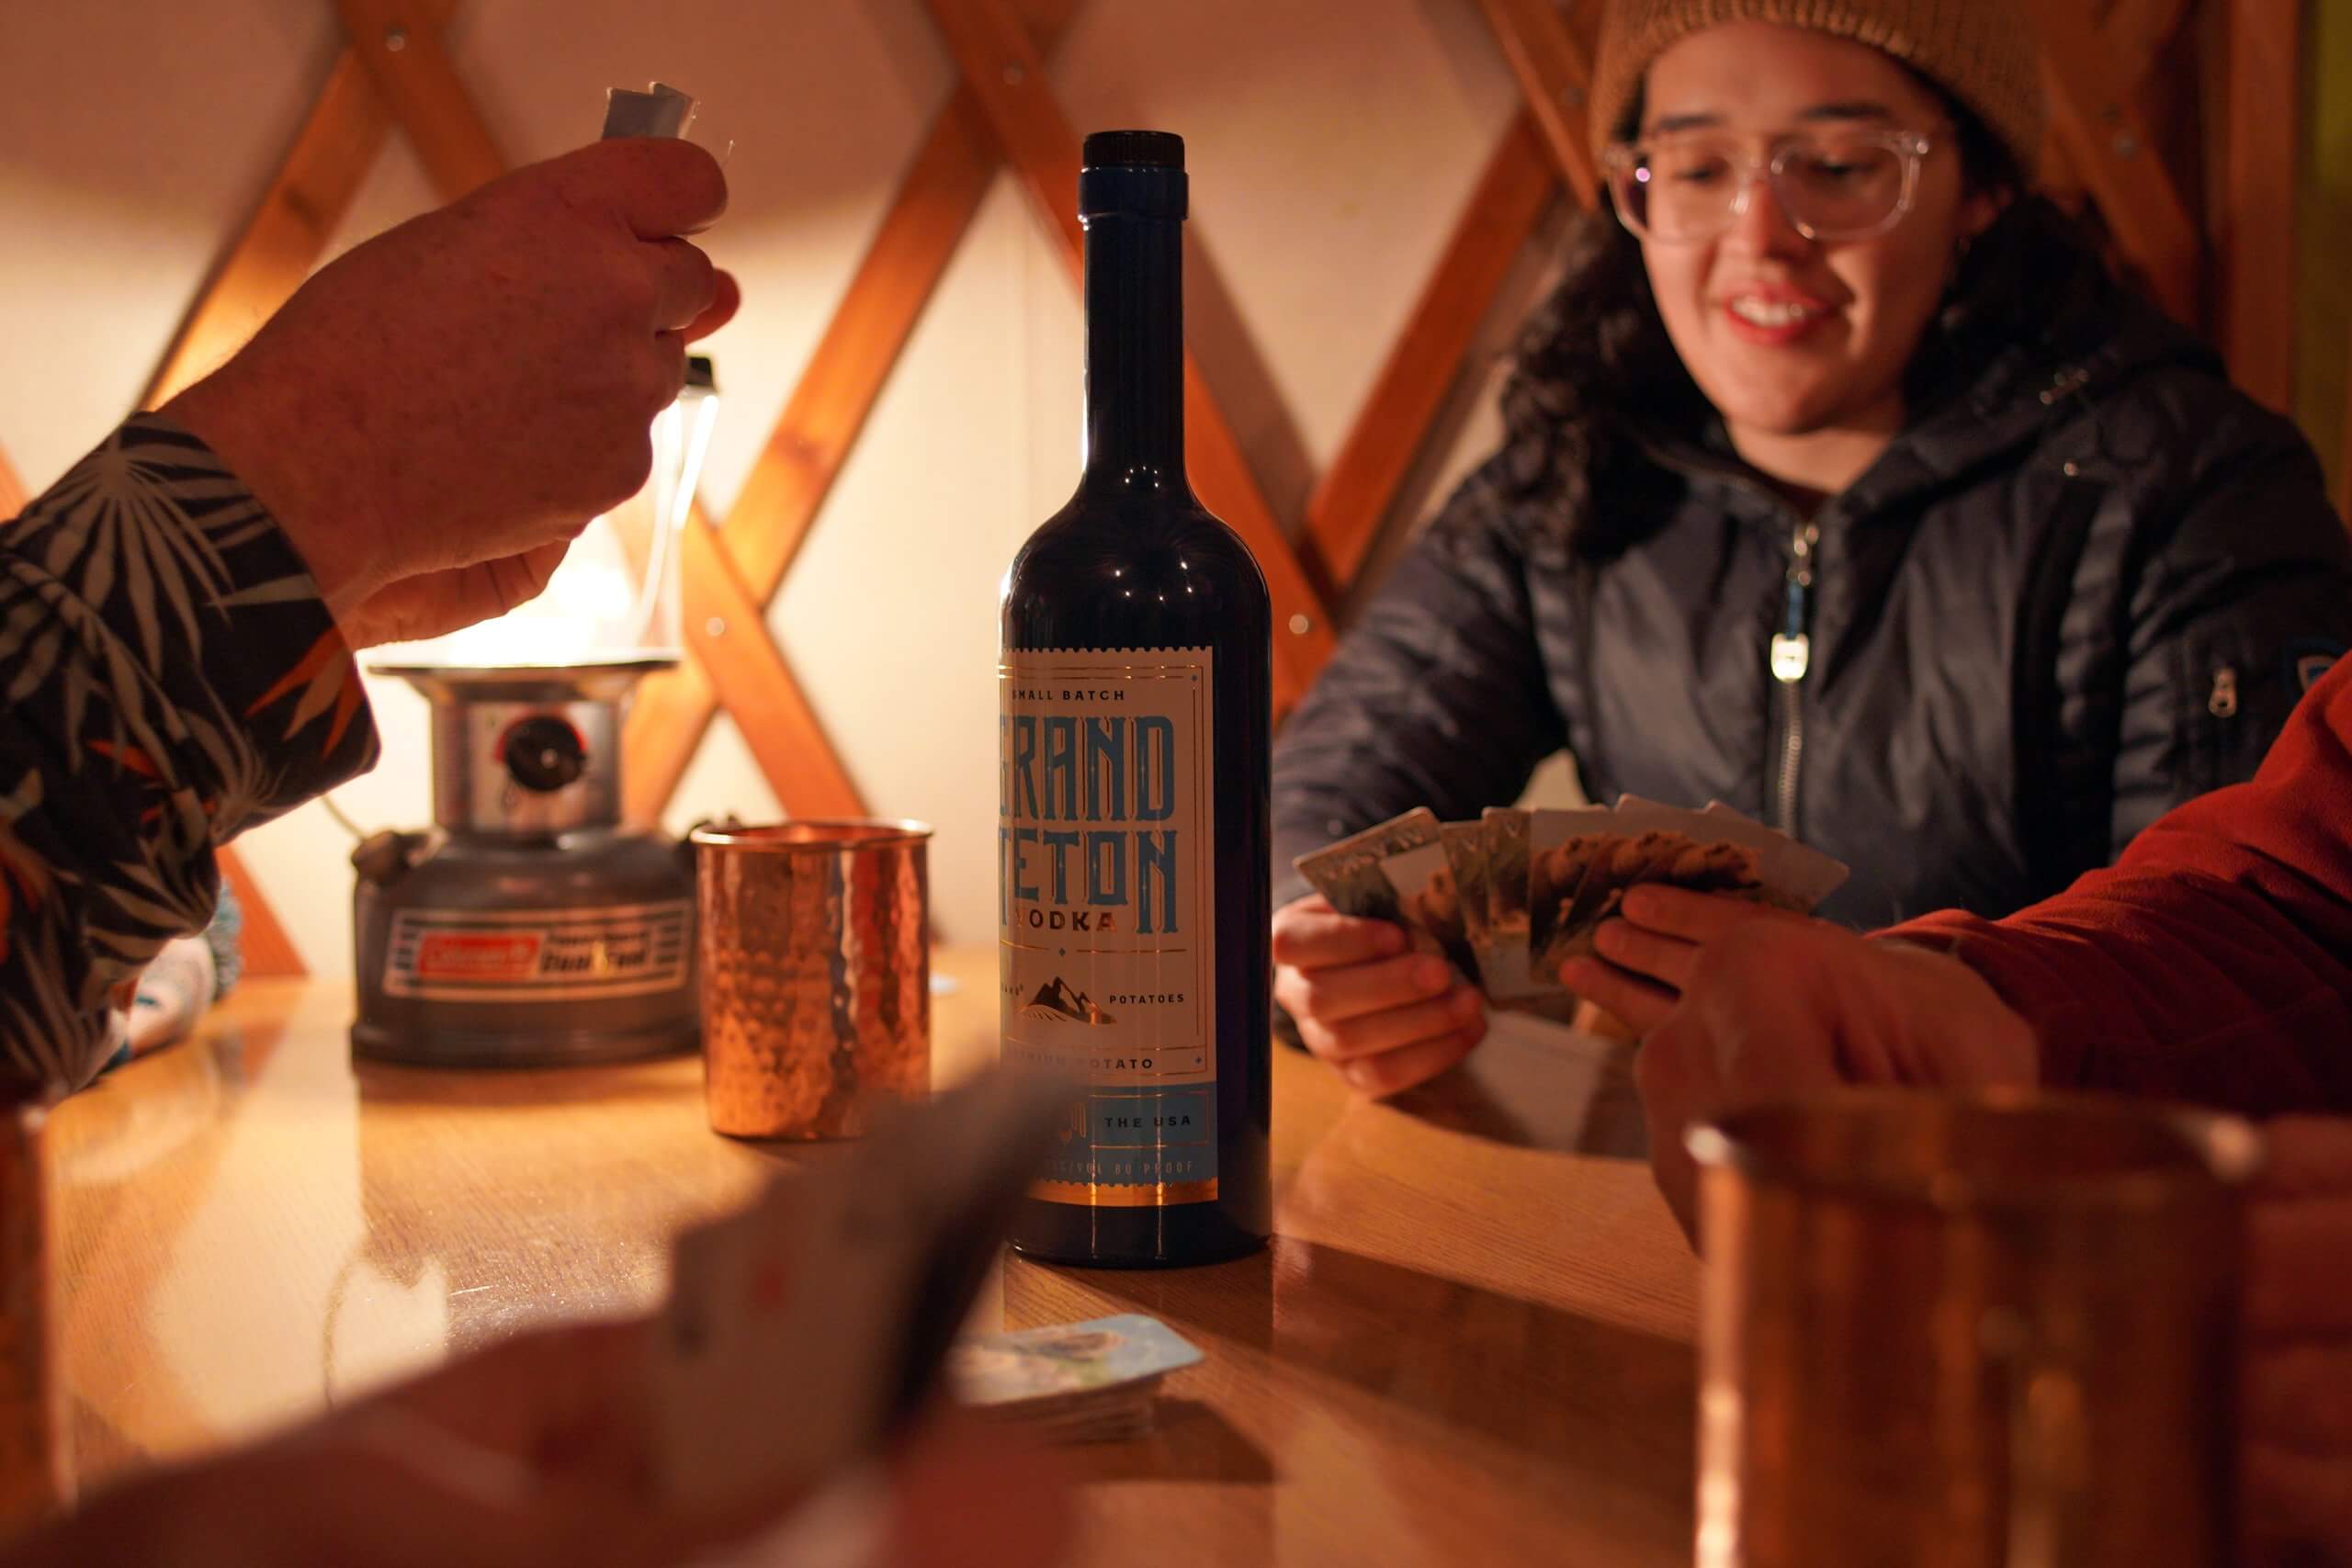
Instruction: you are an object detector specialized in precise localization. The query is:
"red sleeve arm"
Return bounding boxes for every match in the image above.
[1882,660,2352,1115]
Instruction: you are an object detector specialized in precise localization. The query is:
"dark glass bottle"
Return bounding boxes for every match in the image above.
[997,130,1272,1268]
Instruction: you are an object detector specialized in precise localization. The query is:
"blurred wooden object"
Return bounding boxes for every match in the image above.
[0,443,27,528]
[2216,0,2302,413]
[332,0,503,201]
[2031,4,2204,325]
[0,1100,64,1533]
[1475,0,1604,205]
[52,957,1699,1565]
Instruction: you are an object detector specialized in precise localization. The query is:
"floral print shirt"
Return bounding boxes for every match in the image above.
[2,415,378,1093]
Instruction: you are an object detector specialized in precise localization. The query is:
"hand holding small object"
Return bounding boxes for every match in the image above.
[165,138,740,649]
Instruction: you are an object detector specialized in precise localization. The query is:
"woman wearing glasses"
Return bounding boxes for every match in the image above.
[1272,0,2352,1097]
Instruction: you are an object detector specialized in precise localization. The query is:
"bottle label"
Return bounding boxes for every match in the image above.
[999,648,1217,1206]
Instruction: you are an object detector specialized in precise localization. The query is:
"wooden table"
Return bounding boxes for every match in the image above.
[51,948,1700,1564]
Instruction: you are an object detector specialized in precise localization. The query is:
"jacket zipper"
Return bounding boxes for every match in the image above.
[1768,520,1819,835]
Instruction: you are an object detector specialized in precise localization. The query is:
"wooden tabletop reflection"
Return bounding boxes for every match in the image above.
[51,948,1699,1565]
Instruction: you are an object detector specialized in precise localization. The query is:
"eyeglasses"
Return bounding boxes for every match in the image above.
[1600,130,1937,244]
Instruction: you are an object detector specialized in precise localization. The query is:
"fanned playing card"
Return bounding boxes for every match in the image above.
[1699,800,1849,909]
[1379,839,1478,980]
[1292,808,1442,930]
[1525,807,1614,994]
[1438,821,1497,990]
[1479,807,1539,998]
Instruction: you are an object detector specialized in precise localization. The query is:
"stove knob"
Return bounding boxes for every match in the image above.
[502,716,588,792]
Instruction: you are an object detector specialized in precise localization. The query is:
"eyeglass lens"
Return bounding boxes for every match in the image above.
[1619,138,1909,241]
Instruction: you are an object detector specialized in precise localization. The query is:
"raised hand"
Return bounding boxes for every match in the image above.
[164,137,740,644]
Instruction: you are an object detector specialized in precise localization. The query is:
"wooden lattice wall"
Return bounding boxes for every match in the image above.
[0,0,2324,975]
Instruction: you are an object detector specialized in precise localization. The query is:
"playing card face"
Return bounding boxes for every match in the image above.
[1293,808,1442,925]
[951,1314,1202,1409]
[1440,822,1489,938]
[1480,807,1538,998]
[648,1069,1073,1513]
[1536,832,1648,976]
[1700,800,1849,908]
[1380,839,1477,979]
[1525,807,1614,980]
[1656,835,1770,897]
[1439,821,1498,988]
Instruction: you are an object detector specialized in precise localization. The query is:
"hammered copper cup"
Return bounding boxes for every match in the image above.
[1688,1090,2260,1568]
[692,820,932,1140]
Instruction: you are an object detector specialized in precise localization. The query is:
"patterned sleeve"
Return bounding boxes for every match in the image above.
[1,414,379,1093]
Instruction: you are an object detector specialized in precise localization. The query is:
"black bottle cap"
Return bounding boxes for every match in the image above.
[685,355,718,391]
[1081,130,1183,171]
[1078,130,1186,220]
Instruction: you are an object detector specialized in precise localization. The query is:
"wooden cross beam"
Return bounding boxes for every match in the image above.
[143,41,424,406]
[2030,5,2203,324]
[2103,0,2197,92]
[334,0,503,200]
[1475,0,1603,204]
[2216,0,2301,412]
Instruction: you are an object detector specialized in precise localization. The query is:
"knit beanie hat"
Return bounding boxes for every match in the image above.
[1589,0,2046,177]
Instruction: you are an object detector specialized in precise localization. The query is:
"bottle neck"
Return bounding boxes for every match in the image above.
[1080,211,1188,497]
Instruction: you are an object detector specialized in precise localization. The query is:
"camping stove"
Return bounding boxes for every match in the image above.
[350,660,698,1066]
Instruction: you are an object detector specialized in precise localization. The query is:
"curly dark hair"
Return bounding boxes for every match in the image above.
[1496,91,2117,558]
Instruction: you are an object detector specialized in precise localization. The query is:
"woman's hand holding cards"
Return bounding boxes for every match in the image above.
[1272,894,1487,1099]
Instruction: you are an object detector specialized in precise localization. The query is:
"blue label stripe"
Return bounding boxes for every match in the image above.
[1041,1088,1218,1187]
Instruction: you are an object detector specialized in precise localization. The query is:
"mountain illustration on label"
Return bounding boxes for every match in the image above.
[1022,976,1116,1025]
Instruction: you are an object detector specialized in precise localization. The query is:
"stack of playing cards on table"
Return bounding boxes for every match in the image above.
[950,1314,1204,1442]
[1295,797,1849,1010]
